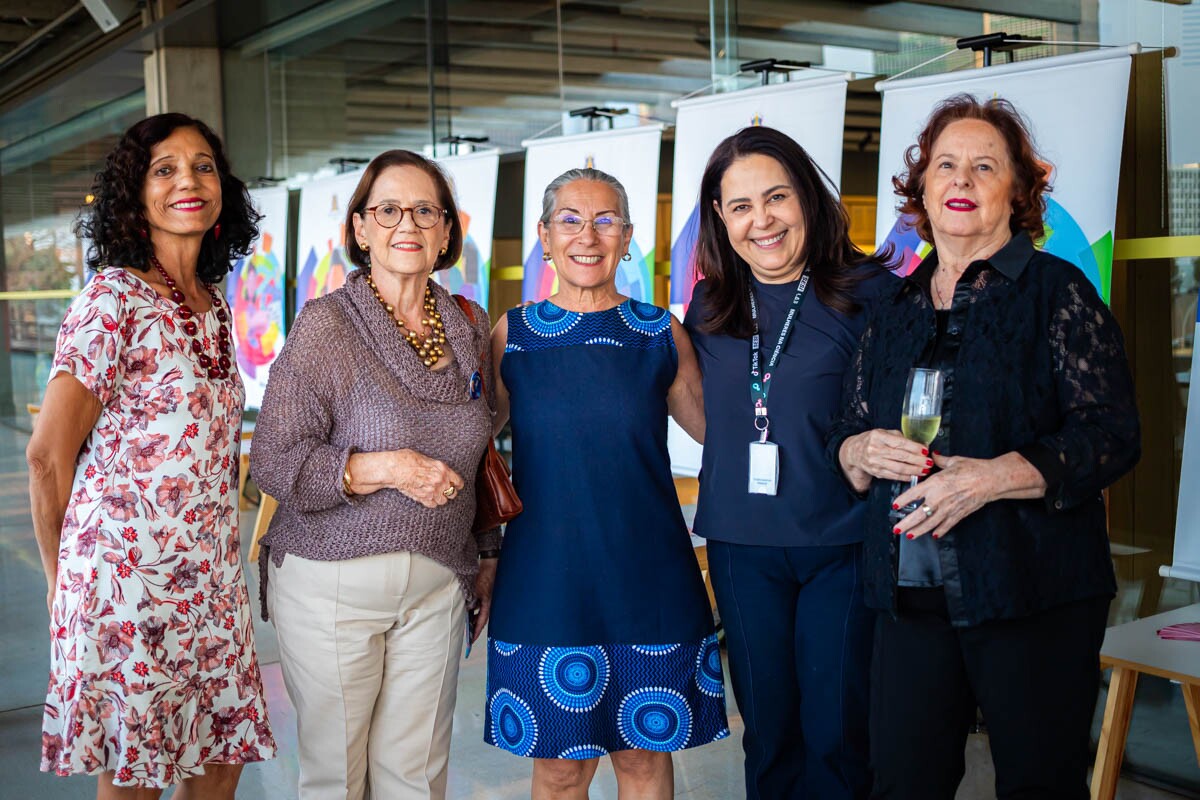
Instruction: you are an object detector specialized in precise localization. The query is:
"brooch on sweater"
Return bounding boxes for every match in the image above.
[469,371,483,400]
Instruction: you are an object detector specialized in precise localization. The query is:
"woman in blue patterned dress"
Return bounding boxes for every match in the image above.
[485,168,729,798]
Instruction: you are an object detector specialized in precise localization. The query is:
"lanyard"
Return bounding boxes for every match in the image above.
[749,273,810,440]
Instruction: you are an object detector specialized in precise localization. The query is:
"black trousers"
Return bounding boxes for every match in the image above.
[870,588,1110,800]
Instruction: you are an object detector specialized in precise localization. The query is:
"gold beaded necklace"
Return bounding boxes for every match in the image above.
[365,274,447,367]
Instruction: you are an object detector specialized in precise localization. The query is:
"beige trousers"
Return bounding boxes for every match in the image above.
[267,550,466,800]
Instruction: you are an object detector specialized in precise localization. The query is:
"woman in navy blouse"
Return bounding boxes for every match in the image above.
[830,95,1140,799]
[683,126,891,800]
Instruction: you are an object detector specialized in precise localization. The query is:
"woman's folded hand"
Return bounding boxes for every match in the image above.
[389,449,465,508]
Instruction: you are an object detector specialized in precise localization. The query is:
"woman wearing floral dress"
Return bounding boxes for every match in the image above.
[26,113,276,798]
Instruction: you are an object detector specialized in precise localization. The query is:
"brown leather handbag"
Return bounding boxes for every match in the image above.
[454,295,522,532]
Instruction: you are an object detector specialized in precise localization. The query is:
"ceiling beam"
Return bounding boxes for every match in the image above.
[902,0,1083,25]
[616,0,984,38]
[0,0,76,19]
[0,22,36,43]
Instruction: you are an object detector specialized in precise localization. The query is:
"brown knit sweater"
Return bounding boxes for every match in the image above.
[250,269,499,619]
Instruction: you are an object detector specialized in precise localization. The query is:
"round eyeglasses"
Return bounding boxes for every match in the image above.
[551,213,628,237]
[362,203,448,230]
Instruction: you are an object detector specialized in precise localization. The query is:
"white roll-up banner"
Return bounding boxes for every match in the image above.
[1169,301,1200,584]
[668,74,850,313]
[295,169,364,312]
[666,75,850,477]
[521,124,664,303]
[875,46,1138,302]
[434,149,499,309]
[225,186,289,410]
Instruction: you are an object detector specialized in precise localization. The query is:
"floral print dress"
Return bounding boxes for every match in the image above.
[40,269,276,788]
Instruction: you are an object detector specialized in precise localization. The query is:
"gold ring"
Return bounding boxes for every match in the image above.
[443,486,457,498]
[922,503,934,518]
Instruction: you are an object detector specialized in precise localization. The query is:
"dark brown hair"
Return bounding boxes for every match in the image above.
[893,93,1051,243]
[75,113,260,284]
[345,150,463,271]
[694,126,877,338]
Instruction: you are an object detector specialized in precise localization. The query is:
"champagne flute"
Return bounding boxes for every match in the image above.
[894,367,943,516]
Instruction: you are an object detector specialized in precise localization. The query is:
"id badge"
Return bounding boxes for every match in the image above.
[748,440,780,495]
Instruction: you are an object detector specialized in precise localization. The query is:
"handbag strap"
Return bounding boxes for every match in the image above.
[453,294,490,400]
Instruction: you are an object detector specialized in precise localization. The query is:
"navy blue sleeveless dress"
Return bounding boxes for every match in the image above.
[484,299,729,760]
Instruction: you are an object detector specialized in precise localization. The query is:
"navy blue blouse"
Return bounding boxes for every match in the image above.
[684,268,894,547]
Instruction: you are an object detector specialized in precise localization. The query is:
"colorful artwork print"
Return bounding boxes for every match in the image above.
[434,210,487,304]
[295,170,363,312]
[521,126,663,304]
[523,239,651,303]
[668,76,849,313]
[434,150,499,309]
[296,238,351,309]
[668,203,701,305]
[227,237,285,408]
[874,50,1134,305]
[881,199,1113,302]
[225,187,288,410]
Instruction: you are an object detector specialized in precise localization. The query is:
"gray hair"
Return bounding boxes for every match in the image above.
[539,168,632,226]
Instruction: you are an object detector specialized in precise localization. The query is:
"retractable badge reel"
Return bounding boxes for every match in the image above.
[748,407,779,495]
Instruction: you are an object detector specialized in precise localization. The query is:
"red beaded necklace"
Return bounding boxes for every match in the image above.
[149,255,232,381]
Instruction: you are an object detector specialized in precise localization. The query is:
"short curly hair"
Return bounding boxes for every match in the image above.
[344,150,463,272]
[893,94,1051,243]
[75,113,261,284]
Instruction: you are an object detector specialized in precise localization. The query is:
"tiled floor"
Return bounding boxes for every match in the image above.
[1,418,1196,799]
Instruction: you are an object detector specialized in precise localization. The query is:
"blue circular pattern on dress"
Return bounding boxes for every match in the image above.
[525,302,581,337]
[559,744,608,760]
[539,646,610,712]
[694,636,724,697]
[618,301,669,336]
[490,690,538,756]
[492,640,522,656]
[618,687,693,751]
[632,643,680,656]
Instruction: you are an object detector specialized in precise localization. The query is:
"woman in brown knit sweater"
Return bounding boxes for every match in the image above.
[250,150,498,800]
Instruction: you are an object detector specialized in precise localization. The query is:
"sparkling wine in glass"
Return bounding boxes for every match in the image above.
[894,367,943,515]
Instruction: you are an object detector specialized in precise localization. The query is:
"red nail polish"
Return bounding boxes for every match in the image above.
[893,527,901,535]
[891,503,899,510]
[906,533,915,539]
[922,448,929,456]
[932,451,940,456]
[926,459,933,466]
[922,468,930,475]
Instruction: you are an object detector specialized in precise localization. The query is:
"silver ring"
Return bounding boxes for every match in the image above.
[443,486,457,499]
[921,503,934,518]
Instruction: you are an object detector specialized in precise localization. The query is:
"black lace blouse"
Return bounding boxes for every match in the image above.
[827,232,1141,627]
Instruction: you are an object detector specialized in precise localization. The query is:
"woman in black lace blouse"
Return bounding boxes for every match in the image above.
[829,95,1139,799]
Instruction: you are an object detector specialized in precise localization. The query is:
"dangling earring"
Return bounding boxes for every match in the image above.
[212,223,222,241]
[542,253,553,262]
[621,252,632,262]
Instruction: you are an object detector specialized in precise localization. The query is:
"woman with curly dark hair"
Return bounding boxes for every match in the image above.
[26,113,276,798]
[829,94,1140,798]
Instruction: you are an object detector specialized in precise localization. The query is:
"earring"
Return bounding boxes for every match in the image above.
[542,253,553,262]
[212,223,222,241]
[360,242,369,251]
[621,252,632,262]
[439,246,447,256]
